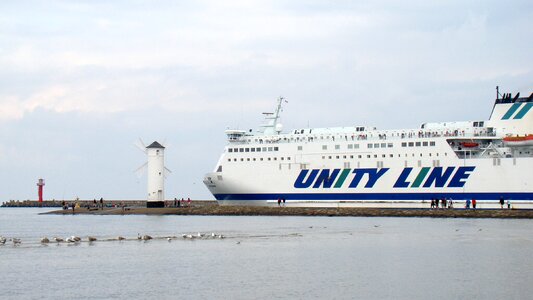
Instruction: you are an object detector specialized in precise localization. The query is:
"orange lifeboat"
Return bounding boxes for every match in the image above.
[461,142,479,148]
[503,134,533,147]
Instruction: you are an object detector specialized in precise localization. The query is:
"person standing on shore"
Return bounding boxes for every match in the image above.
[187,198,191,207]
[507,200,511,209]
[500,197,504,209]
[448,198,454,209]
[277,198,281,207]
[472,199,477,209]
[282,198,286,206]
[100,198,104,210]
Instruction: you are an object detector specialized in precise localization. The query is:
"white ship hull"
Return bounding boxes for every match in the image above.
[205,93,533,207]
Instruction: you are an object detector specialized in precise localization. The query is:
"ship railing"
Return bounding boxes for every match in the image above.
[232,129,499,145]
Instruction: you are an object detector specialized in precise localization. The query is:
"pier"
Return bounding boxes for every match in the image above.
[39,202,533,219]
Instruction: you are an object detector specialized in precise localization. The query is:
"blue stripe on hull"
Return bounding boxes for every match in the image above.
[214,193,533,201]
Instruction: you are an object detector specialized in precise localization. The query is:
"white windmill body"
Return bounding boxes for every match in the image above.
[136,140,170,208]
[146,141,165,206]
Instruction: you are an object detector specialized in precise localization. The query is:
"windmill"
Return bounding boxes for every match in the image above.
[135,139,172,208]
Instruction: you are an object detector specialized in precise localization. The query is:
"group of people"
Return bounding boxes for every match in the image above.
[430,197,513,210]
[61,198,105,211]
[465,198,477,209]
[277,198,286,207]
[500,197,512,209]
[61,201,74,210]
[173,198,191,208]
[92,198,105,210]
[430,198,454,209]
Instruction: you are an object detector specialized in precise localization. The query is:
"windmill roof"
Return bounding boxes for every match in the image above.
[146,141,165,149]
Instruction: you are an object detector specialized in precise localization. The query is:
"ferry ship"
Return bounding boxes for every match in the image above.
[204,89,533,207]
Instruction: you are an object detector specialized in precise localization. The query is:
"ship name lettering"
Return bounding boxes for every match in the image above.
[294,166,476,189]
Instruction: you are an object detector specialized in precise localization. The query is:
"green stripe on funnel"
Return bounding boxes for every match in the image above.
[514,103,532,119]
[501,103,522,120]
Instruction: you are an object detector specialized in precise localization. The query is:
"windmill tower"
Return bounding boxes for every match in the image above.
[135,140,171,208]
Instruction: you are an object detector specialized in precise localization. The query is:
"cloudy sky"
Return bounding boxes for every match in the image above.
[1,0,531,201]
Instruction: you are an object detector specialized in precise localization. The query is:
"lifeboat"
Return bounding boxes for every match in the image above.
[503,134,533,147]
[461,142,479,148]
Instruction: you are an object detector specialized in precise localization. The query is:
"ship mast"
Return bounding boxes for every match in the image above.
[259,96,284,135]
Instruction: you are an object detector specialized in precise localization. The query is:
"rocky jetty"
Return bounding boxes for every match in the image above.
[41,203,533,219]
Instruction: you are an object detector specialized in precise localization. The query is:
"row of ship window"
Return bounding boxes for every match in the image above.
[322,152,447,159]
[228,157,291,162]
[226,152,448,163]
[228,146,279,153]
[228,141,436,153]
[401,141,436,147]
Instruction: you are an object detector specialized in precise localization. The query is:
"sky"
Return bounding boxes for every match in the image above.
[0,0,531,201]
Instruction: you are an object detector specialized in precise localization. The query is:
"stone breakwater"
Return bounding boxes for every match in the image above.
[1,200,148,208]
[42,204,533,219]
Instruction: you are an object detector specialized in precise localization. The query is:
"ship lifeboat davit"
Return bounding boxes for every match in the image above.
[503,134,533,147]
[461,142,479,148]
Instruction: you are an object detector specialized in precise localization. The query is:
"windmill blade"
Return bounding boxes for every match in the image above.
[164,167,172,179]
[134,162,148,178]
[138,138,146,148]
[134,139,147,153]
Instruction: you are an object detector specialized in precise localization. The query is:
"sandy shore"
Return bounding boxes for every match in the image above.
[41,205,533,219]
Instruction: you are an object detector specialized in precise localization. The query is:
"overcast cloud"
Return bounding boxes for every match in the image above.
[0,0,531,201]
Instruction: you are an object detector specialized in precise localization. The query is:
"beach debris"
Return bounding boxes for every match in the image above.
[197,232,204,238]
[236,241,241,245]
[141,235,152,240]
[0,236,6,245]
[117,236,126,241]
[54,237,64,243]
[167,237,172,242]
[88,236,97,242]
[137,233,142,240]
[11,238,21,245]
[40,237,50,243]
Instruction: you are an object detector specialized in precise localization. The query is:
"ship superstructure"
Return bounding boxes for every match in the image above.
[204,91,533,207]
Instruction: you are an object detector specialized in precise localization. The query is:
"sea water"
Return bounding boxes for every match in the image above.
[0,208,532,299]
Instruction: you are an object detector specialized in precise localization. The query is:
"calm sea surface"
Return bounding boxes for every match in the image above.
[0,208,532,299]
